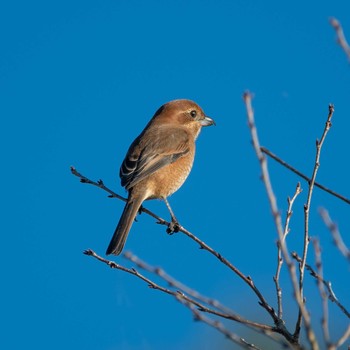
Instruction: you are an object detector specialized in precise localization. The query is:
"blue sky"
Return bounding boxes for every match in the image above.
[1,1,350,349]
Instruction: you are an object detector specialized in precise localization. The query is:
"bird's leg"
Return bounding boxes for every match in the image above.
[137,205,144,217]
[163,198,180,234]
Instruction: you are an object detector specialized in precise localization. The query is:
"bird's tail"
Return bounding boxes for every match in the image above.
[106,196,144,255]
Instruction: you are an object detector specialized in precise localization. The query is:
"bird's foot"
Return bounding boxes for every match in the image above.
[166,219,180,234]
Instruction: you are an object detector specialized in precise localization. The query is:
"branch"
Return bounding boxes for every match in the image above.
[171,223,285,328]
[311,238,330,346]
[243,91,318,350]
[70,166,161,222]
[260,147,350,205]
[122,252,299,349]
[330,17,350,62]
[332,324,350,350]
[319,208,350,261]
[292,252,350,319]
[183,300,264,350]
[311,239,350,350]
[71,166,287,334]
[83,249,290,348]
[295,104,334,341]
[274,183,302,319]
[123,251,234,315]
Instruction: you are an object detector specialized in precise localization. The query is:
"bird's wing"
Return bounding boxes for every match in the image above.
[120,126,190,190]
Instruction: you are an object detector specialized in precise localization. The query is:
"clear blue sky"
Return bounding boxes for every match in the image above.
[1,1,349,349]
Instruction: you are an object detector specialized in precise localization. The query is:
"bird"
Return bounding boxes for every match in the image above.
[106,99,215,255]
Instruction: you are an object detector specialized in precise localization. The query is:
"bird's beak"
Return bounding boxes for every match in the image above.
[200,115,216,127]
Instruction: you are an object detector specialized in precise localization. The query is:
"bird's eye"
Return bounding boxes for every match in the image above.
[190,110,197,118]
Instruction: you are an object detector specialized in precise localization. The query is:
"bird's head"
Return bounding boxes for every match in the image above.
[153,99,215,138]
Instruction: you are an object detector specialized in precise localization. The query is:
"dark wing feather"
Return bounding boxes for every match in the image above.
[120,126,190,190]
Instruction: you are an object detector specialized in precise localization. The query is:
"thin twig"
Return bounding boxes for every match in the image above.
[123,251,234,315]
[186,298,299,350]
[330,17,350,62]
[295,104,334,340]
[83,249,284,339]
[86,249,304,349]
[312,238,330,346]
[172,223,287,328]
[243,92,318,350]
[319,208,350,260]
[260,147,350,205]
[332,324,350,350]
[84,252,253,349]
[274,183,302,319]
[70,166,161,222]
[123,251,299,349]
[182,300,263,350]
[292,252,350,319]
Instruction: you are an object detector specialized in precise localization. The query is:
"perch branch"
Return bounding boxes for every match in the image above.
[71,166,288,334]
[70,166,161,222]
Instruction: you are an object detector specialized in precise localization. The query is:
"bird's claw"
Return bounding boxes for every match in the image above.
[166,220,180,234]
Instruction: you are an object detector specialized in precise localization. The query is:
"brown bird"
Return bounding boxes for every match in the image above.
[106,99,215,255]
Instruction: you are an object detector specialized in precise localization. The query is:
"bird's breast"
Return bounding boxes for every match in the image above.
[147,150,195,199]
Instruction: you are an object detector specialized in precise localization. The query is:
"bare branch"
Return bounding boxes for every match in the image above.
[123,251,234,315]
[243,91,319,350]
[292,252,350,319]
[319,208,350,260]
[122,252,301,349]
[295,104,334,340]
[311,238,330,346]
[91,249,311,349]
[71,166,287,333]
[332,324,350,350]
[274,183,302,319]
[70,166,162,223]
[186,295,303,350]
[84,249,284,335]
[182,300,263,350]
[260,147,350,205]
[172,223,285,328]
[330,17,350,62]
